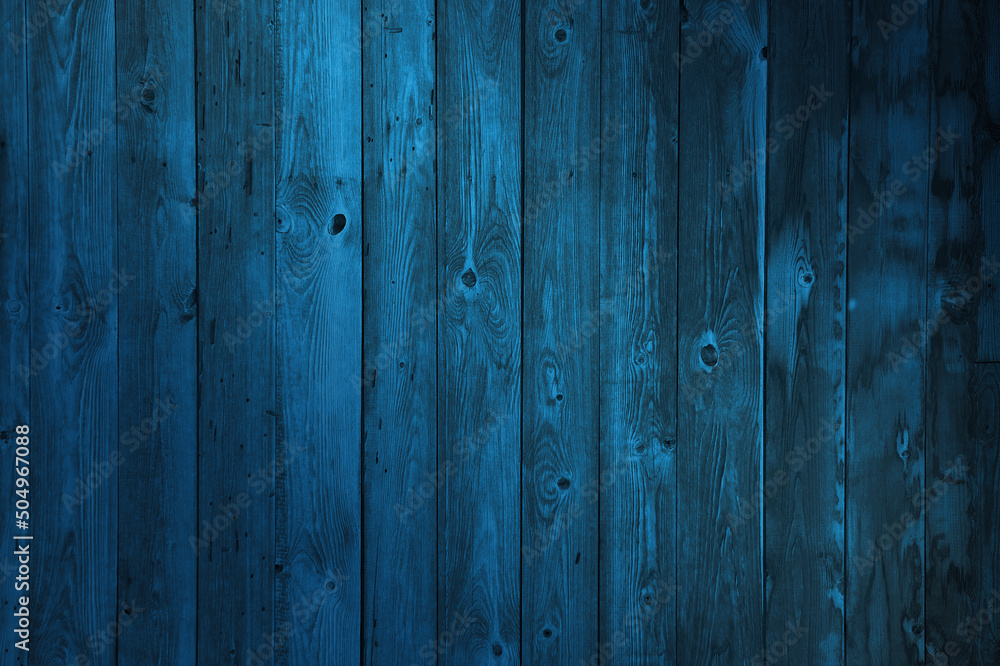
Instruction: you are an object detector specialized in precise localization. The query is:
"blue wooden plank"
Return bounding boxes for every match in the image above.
[274,0,362,661]
[676,0,767,662]
[195,0,276,661]
[846,0,931,661]
[361,0,438,663]
[598,0,680,662]
[437,0,522,662]
[0,0,30,661]
[26,0,119,662]
[522,0,601,661]
[764,1,849,663]
[115,0,198,661]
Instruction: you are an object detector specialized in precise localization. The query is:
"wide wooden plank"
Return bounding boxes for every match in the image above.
[437,0,522,662]
[360,0,437,663]
[195,0,276,661]
[763,1,848,663]
[522,0,601,662]
[598,0,679,662]
[115,0,198,663]
[0,0,29,660]
[27,0,118,662]
[846,0,931,662]
[925,1,1000,662]
[675,0,767,662]
[273,0,362,662]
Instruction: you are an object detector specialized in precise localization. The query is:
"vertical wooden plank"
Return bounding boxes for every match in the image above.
[925,1,1000,663]
[195,0,275,660]
[27,0,118,662]
[970,365,1000,663]
[437,0,521,661]
[522,0,600,662]
[598,0,678,662]
[676,0,766,662]
[0,0,29,660]
[975,0,1000,363]
[846,0,931,662]
[274,0,362,660]
[361,0,437,663]
[764,1,848,663]
[115,0,197,662]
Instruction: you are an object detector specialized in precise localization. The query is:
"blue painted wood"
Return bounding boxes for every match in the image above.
[436,0,523,662]
[764,1,849,663]
[273,0,362,661]
[598,0,679,662]
[26,0,119,662]
[847,0,931,661]
[676,0,767,662]
[522,0,601,662]
[115,0,198,661]
[361,0,438,663]
[0,0,29,661]
[195,0,276,661]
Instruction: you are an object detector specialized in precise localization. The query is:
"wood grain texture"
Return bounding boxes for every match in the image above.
[115,0,198,662]
[195,0,276,660]
[522,0,600,662]
[846,0,931,662]
[764,1,848,663]
[274,0,362,662]
[361,0,437,663]
[969,365,1000,663]
[974,0,1000,363]
[0,0,29,661]
[598,0,679,662]
[437,0,522,662]
[27,0,118,662]
[676,0,766,662]
[925,0,1000,664]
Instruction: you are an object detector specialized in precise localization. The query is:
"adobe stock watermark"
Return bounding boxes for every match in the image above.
[887,255,1000,371]
[244,573,350,665]
[673,0,751,72]
[6,0,71,55]
[727,416,840,530]
[62,398,178,509]
[718,85,835,196]
[52,66,168,180]
[853,457,966,574]
[190,439,309,553]
[751,621,808,665]
[928,588,1000,664]
[877,0,928,41]
[406,610,474,666]
[579,577,681,666]
[847,127,959,244]
[17,270,136,384]
[72,600,146,666]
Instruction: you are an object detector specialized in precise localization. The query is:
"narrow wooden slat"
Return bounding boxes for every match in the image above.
[360,0,437,663]
[846,0,931,661]
[764,1,848,663]
[969,364,1000,663]
[195,0,276,660]
[0,0,30,660]
[676,0,767,662]
[925,1,1000,662]
[598,0,679,662]
[116,0,197,660]
[27,0,118,662]
[522,0,600,661]
[273,0,362,661]
[437,0,522,661]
